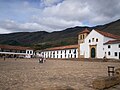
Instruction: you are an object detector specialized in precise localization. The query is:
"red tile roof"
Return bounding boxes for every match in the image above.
[104,39,120,44]
[95,30,120,39]
[0,45,33,50]
[79,28,90,34]
[44,45,78,51]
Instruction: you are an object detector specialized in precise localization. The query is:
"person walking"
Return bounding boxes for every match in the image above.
[38,54,44,63]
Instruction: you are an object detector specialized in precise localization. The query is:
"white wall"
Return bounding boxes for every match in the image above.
[25,50,34,58]
[104,37,115,43]
[41,48,78,59]
[0,49,34,58]
[104,43,120,59]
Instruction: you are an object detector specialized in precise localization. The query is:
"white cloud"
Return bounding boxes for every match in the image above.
[41,0,63,7]
[0,18,82,33]
[41,0,120,25]
[42,0,91,21]
[32,17,82,29]
[0,0,120,33]
[0,27,11,34]
[0,19,54,32]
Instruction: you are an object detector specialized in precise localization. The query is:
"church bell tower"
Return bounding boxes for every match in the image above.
[78,28,90,58]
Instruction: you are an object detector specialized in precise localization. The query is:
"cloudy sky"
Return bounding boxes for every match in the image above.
[0,0,120,34]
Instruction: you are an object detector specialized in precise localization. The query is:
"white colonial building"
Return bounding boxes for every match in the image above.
[40,29,120,60]
[78,29,120,59]
[41,45,78,59]
[0,45,34,58]
[104,40,120,59]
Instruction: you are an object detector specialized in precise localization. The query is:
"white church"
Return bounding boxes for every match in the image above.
[41,29,120,60]
[78,29,120,59]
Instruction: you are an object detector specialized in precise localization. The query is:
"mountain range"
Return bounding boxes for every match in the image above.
[0,19,120,50]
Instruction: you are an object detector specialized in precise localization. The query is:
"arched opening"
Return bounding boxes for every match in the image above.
[91,48,96,58]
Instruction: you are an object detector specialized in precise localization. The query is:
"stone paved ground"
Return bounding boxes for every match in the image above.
[0,58,120,90]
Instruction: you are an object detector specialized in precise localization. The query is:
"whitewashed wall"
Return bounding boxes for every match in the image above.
[41,48,78,59]
[104,37,115,43]
[25,50,34,58]
[104,43,120,59]
[0,49,33,58]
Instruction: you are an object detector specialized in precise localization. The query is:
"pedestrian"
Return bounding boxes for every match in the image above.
[39,57,44,63]
[38,54,44,63]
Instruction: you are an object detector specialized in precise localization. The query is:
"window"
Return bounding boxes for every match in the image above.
[108,51,111,55]
[115,52,117,56]
[80,35,82,39]
[74,55,76,58]
[30,51,32,54]
[108,45,111,48]
[89,39,91,43]
[83,35,84,39]
[61,55,62,58]
[53,52,55,58]
[74,49,76,54]
[96,39,98,42]
[27,51,29,54]
[65,54,66,58]
[50,52,52,58]
[61,51,62,54]
[69,50,71,53]
[92,38,94,42]
[65,50,66,53]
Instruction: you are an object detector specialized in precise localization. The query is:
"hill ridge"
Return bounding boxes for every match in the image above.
[0,19,120,50]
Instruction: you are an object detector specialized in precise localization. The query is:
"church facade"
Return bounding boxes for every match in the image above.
[79,29,120,59]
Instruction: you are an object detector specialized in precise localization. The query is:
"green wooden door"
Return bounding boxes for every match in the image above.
[91,48,96,58]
